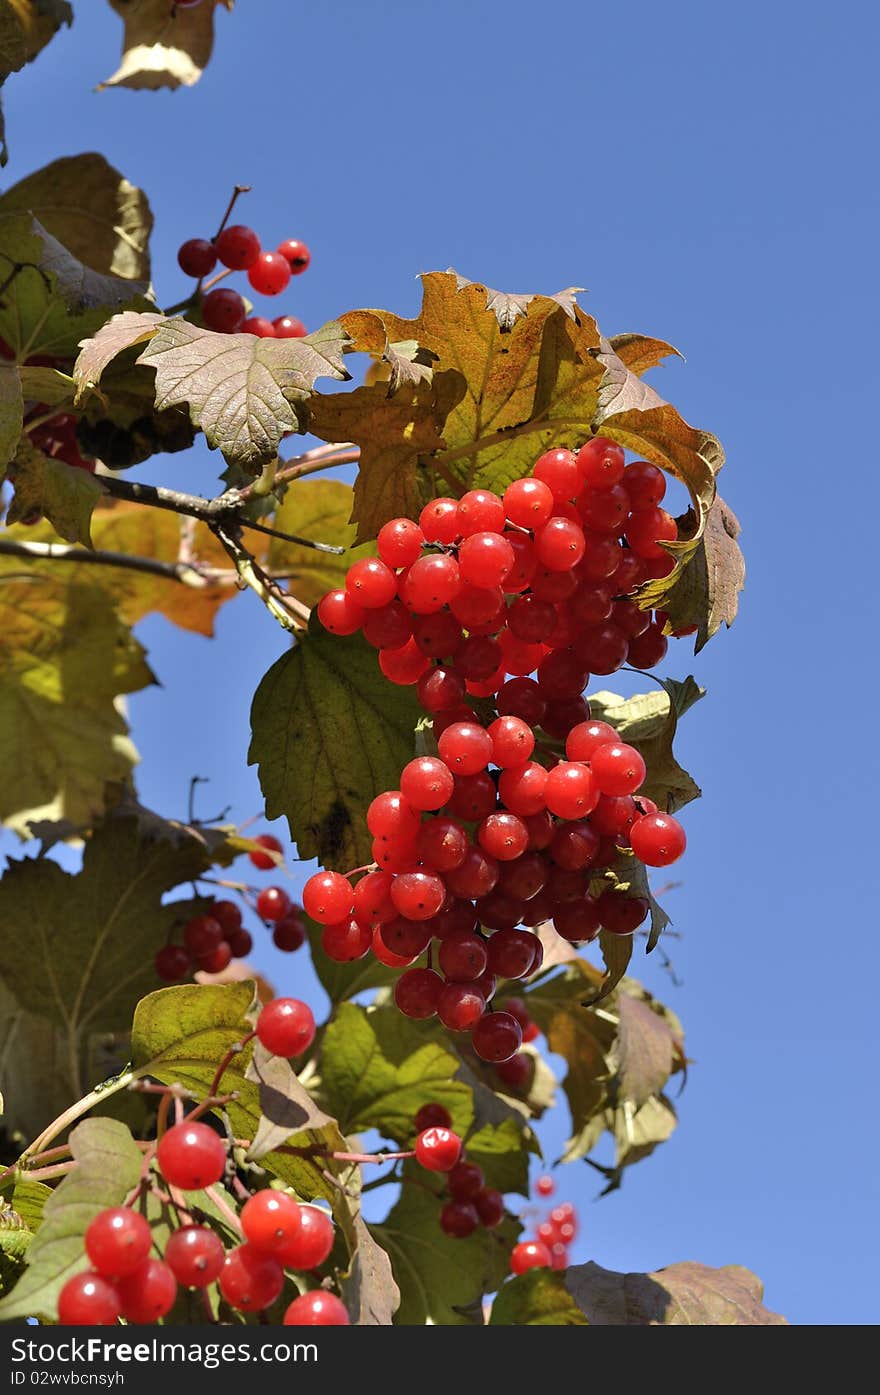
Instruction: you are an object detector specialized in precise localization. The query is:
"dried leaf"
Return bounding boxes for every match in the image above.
[99,0,232,91]
[74,310,166,399]
[565,1259,787,1325]
[640,495,745,650]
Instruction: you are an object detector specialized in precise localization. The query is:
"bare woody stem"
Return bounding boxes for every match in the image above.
[0,537,214,587]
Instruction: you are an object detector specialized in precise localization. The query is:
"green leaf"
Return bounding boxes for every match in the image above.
[6,440,105,545]
[305,919,399,1004]
[0,360,21,468]
[584,931,633,1007]
[490,1268,587,1325]
[0,153,153,281]
[373,1171,520,1325]
[564,1260,787,1325]
[0,1117,142,1322]
[605,850,671,952]
[639,495,746,652]
[244,1040,339,1162]
[136,318,349,473]
[266,478,363,607]
[0,575,152,835]
[462,1118,537,1197]
[100,0,232,91]
[132,981,346,1202]
[589,677,705,813]
[341,310,437,392]
[249,628,422,871]
[318,1003,473,1141]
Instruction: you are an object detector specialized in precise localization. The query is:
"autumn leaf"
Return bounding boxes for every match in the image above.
[640,494,745,650]
[0,0,72,165]
[99,0,233,92]
[565,1260,787,1325]
[266,478,363,607]
[73,310,167,398]
[6,440,105,545]
[0,359,22,468]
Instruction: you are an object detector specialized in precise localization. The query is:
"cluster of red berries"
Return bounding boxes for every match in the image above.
[153,834,306,983]
[412,1102,505,1238]
[177,223,310,339]
[509,1174,577,1276]
[303,439,688,1059]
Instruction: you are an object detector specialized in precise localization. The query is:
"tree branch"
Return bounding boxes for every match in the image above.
[0,537,214,587]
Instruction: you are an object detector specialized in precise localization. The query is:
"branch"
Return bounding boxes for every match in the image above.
[210,522,308,632]
[247,442,361,497]
[0,537,214,587]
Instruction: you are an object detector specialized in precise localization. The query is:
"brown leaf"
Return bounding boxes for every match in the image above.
[99,0,233,91]
[451,269,584,330]
[607,332,682,375]
[341,310,436,392]
[340,1212,400,1326]
[640,494,745,651]
[74,311,166,399]
[612,993,679,1110]
[565,1260,787,1325]
[245,1041,338,1161]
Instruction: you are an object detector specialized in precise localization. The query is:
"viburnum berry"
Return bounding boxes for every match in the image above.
[456,489,505,536]
[576,436,625,489]
[477,812,529,862]
[256,997,316,1057]
[419,497,460,544]
[85,1208,152,1278]
[590,794,637,836]
[552,897,602,942]
[277,238,311,273]
[496,676,546,726]
[448,1161,484,1201]
[573,620,629,675]
[400,553,462,613]
[278,1205,335,1269]
[438,930,488,982]
[247,250,292,296]
[201,287,247,333]
[394,967,443,1019]
[504,532,538,591]
[302,870,353,923]
[535,1174,555,1197]
[57,1272,121,1326]
[630,812,687,866]
[361,599,413,649]
[533,447,581,502]
[346,556,397,609]
[115,1258,177,1324]
[197,940,232,974]
[242,315,276,337]
[177,237,217,278]
[590,742,647,797]
[256,885,291,921]
[249,834,283,870]
[155,944,191,981]
[445,845,499,899]
[272,915,306,952]
[488,714,535,767]
[183,915,223,957]
[322,916,372,961]
[157,1121,227,1190]
[623,459,666,507]
[273,315,307,337]
[595,890,649,934]
[415,1126,462,1172]
[438,720,493,776]
[627,621,668,669]
[503,476,555,529]
[498,762,548,817]
[471,1010,523,1062]
[494,1051,532,1089]
[400,755,455,810]
[486,927,540,980]
[378,916,432,959]
[510,1240,552,1275]
[417,815,469,872]
[284,1291,349,1325]
[379,639,431,685]
[458,530,515,587]
[219,1244,284,1312]
[438,981,486,1031]
[215,224,260,269]
[371,925,415,968]
[211,900,242,934]
[440,1200,480,1238]
[390,869,446,920]
[377,516,424,568]
[414,1102,453,1132]
[625,506,678,559]
[474,1187,504,1227]
[534,517,586,570]
[164,1226,225,1288]
[549,820,599,871]
[241,1190,302,1258]
[579,483,630,533]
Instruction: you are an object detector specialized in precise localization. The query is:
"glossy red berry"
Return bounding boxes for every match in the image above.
[155,944,191,981]
[533,448,581,502]
[377,517,425,568]
[438,981,487,1031]
[256,885,292,921]
[400,755,455,810]
[177,237,217,278]
[321,916,371,961]
[115,1258,177,1323]
[590,742,647,797]
[284,1291,349,1325]
[419,497,460,544]
[277,239,311,273]
[576,436,625,489]
[242,316,276,337]
[249,833,283,870]
[219,1244,284,1312]
[302,870,353,923]
[471,1010,523,1062]
[85,1207,152,1278]
[510,1240,552,1275]
[440,1200,480,1238]
[241,1190,302,1258]
[164,1225,225,1288]
[157,1121,226,1190]
[535,1174,555,1197]
[623,460,666,507]
[474,1187,504,1227]
[630,812,687,866]
[183,915,223,957]
[215,224,261,270]
[544,762,598,819]
[256,997,316,1057]
[448,1161,484,1201]
[394,967,443,1019]
[595,891,649,934]
[503,477,555,529]
[201,287,247,334]
[486,928,540,980]
[278,1205,335,1269]
[273,315,307,337]
[415,1126,462,1172]
[438,930,488,983]
[346,556,397,609]
[57,1272,121,1326]
[248,251,292,296]
[457,489,505,536]
[414,1102,453,1132]
[625,506,678,559]
[272,915,306,952]
[534,517,586,570]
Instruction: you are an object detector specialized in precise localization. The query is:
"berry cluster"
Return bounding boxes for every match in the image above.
[153,834,306,982]
[411,1103,505,1238]
[304,441,688,1057]
[57,1120,344,1326]
[177,222,310,339]
[509,1174,578,1276]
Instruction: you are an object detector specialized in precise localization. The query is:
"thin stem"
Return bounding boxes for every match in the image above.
[210,523,303,631]
[206,1031,255,1103]
[0,538,214,588]
[25,1068,135,1160]
[238,515,345,554]
[213,185,252,241]
[204,1185,243,1237]
[25,1161,78,1182]
[200,267,233,294]
[259,444,360,495]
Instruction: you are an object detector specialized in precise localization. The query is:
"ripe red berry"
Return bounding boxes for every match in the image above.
[377,517,424,568]
[321,917,371,961]
[212,900,242,934]
[164,1226,225,1288]
[400,755,455,811]
[438,981,486,1031]
[498,762,548,817]
[390,869,446,920]
[440,1200,480,1238]
[503,477,555,529]
[486,927,540,980]
[415,1126,462,1172]
[242,316,276,337]
[155,944,191,981]
[302,870,353,923]
[219,1244,284,1312]
[552,897,602,942]
[346,556,398,609]
[249,833,283,870]
[625,506,678,559]
[400,554,462,613]
[590,742,647,797]
[488,715,535,768]
[394,967,443,1019]
[458,530,515,587]
[248,251,293,296]
[273,915,306,952]
[115,1258,177,1323]
[215,224,261,270]
[474,1187,504,1227]
[85,1207,152,1278]
[510,1240,552,1275]
[278,1205,335,1269]
[477,812,529,861]
[494,1051,532,1089]
[273,315,307,337]
[241,1190,303,1258]
[445,845,499,900]
[256,997,316,1057]
[419,497,460,544]
[256,885,292,921]
[472,1010,523,1062]
[284,1291,350,1325]
[371,925,416,967]
[534,517,586,570]
[544,762,598,819]
[623,460,666,507]
[157,1121,226,1190]
[535,1174,555,1197]
[448,1161,484,1201]
[57,1272,121,1326]
[177,237,217,278]
[277,239,311,274]
[417,815,469,872]
[414,1102,453,1132]
[533,448,581,502]
[457,489,505,536]
[438,721,493,776]
[183,915,223,957]
[627,622,668,669]
[630,812,687,866]
[378,639,431,685]
[201,287,247,333]
[576,437,625,489]
[197,940,232,973]
[438,930,488,983]
[595,891,648,934]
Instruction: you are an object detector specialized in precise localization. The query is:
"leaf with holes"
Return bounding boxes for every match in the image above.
[249,627,421,870]
[0,1118,141,1322]
[564,1259,787,1325]
[100,0,233,91]
[137,317,349,472]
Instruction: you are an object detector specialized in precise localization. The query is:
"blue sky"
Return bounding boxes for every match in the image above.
[3,0,878,1325]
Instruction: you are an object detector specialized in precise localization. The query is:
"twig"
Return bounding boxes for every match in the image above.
[205,1184,243,1237]
[0,537,214,587]
[210,522,305,631]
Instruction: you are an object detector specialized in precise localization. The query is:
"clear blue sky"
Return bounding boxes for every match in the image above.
[4,0,878,1326]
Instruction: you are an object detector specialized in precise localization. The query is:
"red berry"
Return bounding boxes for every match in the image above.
[503,476,555,529]
[85,1207,152,1278]
[445,845,499,900]
[486,927,540,980]
[533,448,581,502]
[440,1200,480,1238]
[438,930,488,983]
[390,869,446,920]
[273,315,307,337]
[623,460,666,508]
[378,517,425,568]
[488,715,535,768]
[417,816,469,872]
[400,554,462,613]
[415,1126,462,1172]
[497,677,546,727]
[595,891,648,934]
[535,1174,555,1197]
[472,1010,523,1062]
[626,507,678,559]
[115,1258,177,1323]
[248,251,292,297]
[197,940,232,973]
[552,897,601,943]
[498,762,548,817]
[477,812,529,861]
[249,833,283,870]
[212,900,242,933]
[510,1240,552,1275]
[256,997,316,1057]
[576,437,625,489]
[400,755,455,811]
[378,639,431,685]
[183,915,223,957]
[201,287,247,333]
[438,981,486,1031]
[57,1272,121,1326]
[630,812,687,866]
[241,1190,302,1258]
[447,770,497,822]
[322,916,371,961]
[534,517,586,570]
[414,1103,453,1132]
[419,497,460,544]
[273,915,306,952]
[277,239,311,273]
[458,530,515,588]
[579,484,630,533]
[165,1226,225,1288]
[494,1051,532,1089]
[448,1161,484,1201]
[302,870,353,924]
[627,622,668,669]
[256,885,292,922]
[155,944,191,981]
[544,762,598,819]
[346,556,397,609]
[219,1244,284,1312]
[438,721,493,776]
[394,967,443,1019]
[177,237,217,278]
[284,1291,350,1325]
[215,224,260,270]
[474,1187,504,1227]
[457,489,505,536]
[377,917,431,960]
[242,316,276,337]
[590,742,647,797]
[157,1121,226,1190]
[278,1204,335,1269]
